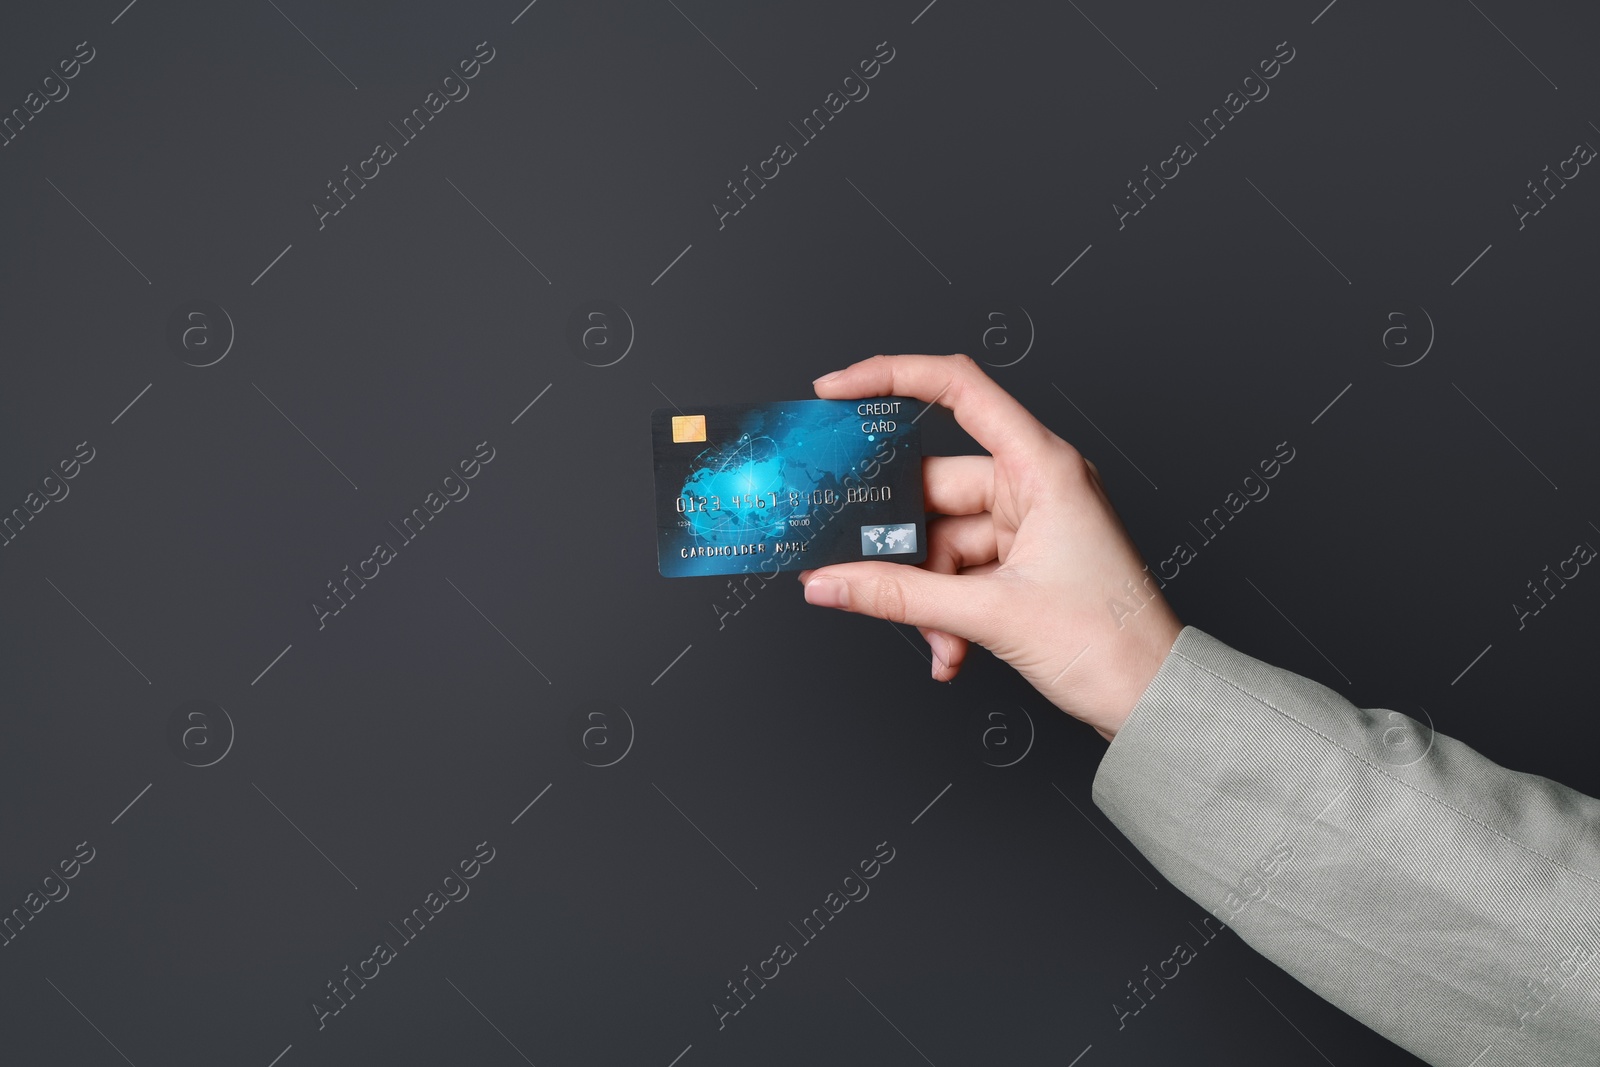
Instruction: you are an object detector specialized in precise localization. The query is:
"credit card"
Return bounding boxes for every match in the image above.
[651,398,927,578]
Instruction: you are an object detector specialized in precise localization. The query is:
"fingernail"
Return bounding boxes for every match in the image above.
[803,575,849,608]
[813,369,844,384]
[928,632,950,665]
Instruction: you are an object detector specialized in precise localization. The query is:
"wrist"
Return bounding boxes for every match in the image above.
[1087,612,1184,741]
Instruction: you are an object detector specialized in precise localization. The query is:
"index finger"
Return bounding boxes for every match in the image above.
[812,353,1053,458]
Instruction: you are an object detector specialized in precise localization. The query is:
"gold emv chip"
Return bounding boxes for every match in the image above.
[672,415,706,443]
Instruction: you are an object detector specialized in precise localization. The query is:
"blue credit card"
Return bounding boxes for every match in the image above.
[651,398,927,577]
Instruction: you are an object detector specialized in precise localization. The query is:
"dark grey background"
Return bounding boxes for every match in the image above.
[2,0,1597,1064]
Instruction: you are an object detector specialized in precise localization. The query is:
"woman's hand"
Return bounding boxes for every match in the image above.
[798,353,1182,741]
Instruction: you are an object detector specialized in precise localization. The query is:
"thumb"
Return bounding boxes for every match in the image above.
[800,561,1000,643]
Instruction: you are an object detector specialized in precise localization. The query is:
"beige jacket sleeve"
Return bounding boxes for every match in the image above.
[1091,625,1600,1066]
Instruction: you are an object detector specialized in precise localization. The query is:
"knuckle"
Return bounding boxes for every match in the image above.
[1019,438,1089,496]
[1054,438,1091,478]
[1049,434,1082,465]
[870,577,910,623]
